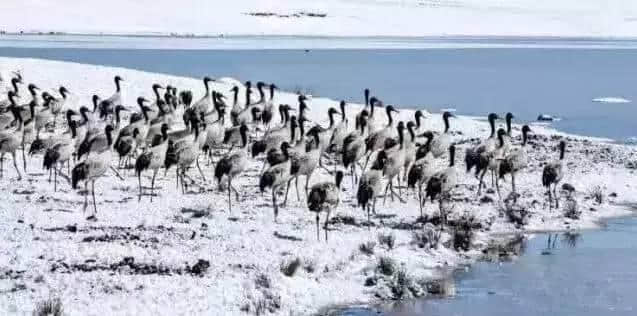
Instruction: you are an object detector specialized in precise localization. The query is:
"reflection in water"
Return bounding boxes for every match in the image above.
[337,217,637,316]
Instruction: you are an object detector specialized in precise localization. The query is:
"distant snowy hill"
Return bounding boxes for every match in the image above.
[1,0,637,37]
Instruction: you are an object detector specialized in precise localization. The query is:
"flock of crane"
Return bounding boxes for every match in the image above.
[0,73,567,241]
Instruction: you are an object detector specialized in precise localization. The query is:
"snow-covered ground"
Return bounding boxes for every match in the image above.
[2,0,637,38]
[0,57,636,315]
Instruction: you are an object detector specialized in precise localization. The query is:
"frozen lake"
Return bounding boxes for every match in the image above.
[1,36,636,141]
[338,216,637,316]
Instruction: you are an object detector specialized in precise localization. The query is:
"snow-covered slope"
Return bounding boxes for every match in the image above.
[2,0,637,38]
[0,57,636,315]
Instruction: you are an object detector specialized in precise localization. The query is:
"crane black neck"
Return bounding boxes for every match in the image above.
[340,102,346,122]
[489,117,496,137]
[11,78,19,94]
[415,113,422,129]
[269,85,275,100]
[105,129,113,146]
[506,115,512,136]
[443,115,450,133]
[69,121,78,139]
[559,145,565,160]
[522,130,528,146]
[328,111,335,128]
[449,147,455,167]
[407,124,415,142]
[245,88,251,107]
[386,107,394,127]
[258,84,265,103]
[115,78,121,93]
[153,85,161,101]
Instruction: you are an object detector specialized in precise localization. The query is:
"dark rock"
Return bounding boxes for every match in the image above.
[189,259,210,276]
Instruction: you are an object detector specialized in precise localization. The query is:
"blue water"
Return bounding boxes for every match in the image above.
[0,41,636,140]
[339,217,637,316]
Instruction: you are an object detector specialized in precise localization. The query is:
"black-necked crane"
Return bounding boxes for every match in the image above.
[115,128,139,169]
[501,112,515,154]
[261,83,278,131]
[308,171,344,242]
[0,76,22,110]
[284,125,322,205]
[465,113,499,175]
[192,77,214,112]
[542,140,566,209]
[134,123,170,201]
[43,120,78,191]
[407,132,435,217]
[498,125,531,199]
[174,118,206,193]
[49,86,69,128]
[214,123,249,212]
[98,75,123,120]
[413,110,426,134]
[381,121,407,204]
[402,121,418,183]
[71,125,115,215]
[475,128,507,197]
[259,142,293,222]
[424,144,457,228]
[429,111,455,158]
[357,150,387,226]
[363,104,399,169]
[0,92,24,180]
[342,110,369,189]
[354,89,370,135]
[77,124,115,161]
[328,100,349,154]
[251,104,294,163]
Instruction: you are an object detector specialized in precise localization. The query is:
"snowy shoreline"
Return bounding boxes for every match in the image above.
[1,57,636,315]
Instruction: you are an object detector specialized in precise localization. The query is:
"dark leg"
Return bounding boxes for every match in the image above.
[295,177,300,202]
[91,180,97,214]
[150,169,157,202]
[272,189,279,222]
[22,145,26,173]
[554,184,559,209]
[228,178,232,212]
[547,186,552,209]
[477,168,487,196]
[138,171,143,202]
[196,156,206,181]
[418,183,423,218]
[54,167,57,192]
[283,178,294,206]
[12,152,21,180]
[315,213,320,241]
[382,182,390,205]
[324,208,331,242]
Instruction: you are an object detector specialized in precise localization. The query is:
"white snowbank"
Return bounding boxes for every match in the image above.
[1,0,637,38]
[592,97,632,104]
[0,57,635,315]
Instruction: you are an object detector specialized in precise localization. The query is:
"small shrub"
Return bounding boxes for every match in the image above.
[501,201,530,227]
[303,260,315,274]
[33,298,63,316]
[589,185,604,204]
[411,231,430,249]
[280,257,301,277]
[377,233,396,250]
[452,212,477,251]
[254,273,271,289]
[359,241,376,255]
[389,269,417,299]
[377,256,396,276]
[563,198,581,220]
